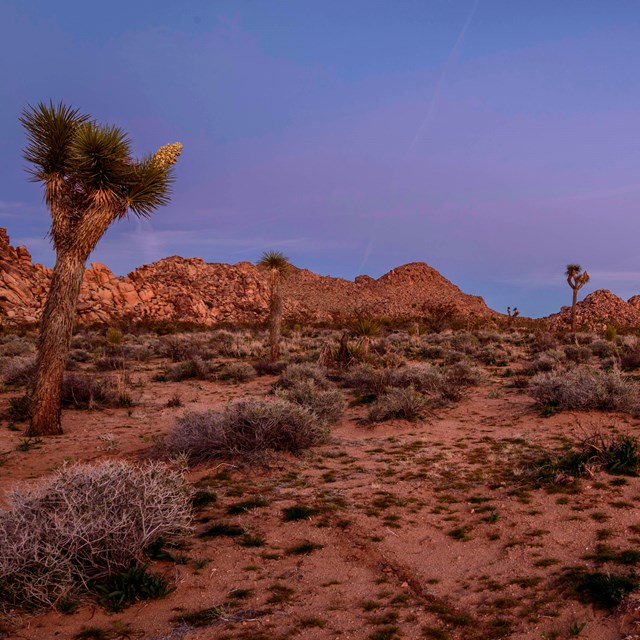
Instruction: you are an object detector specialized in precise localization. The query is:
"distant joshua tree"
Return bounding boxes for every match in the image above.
[258,251,291,361]
[566,264,590,333]
[21,102,182,436]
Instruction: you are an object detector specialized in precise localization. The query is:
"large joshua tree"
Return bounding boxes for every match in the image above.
[21,102,182,436]
[566,263,590,333]
[257,251,290,361]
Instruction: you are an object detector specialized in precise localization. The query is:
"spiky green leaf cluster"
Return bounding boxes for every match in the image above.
[20,101,181,219]
[257,250,291,275]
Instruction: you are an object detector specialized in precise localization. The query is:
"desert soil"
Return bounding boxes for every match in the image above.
[1,346,640,640]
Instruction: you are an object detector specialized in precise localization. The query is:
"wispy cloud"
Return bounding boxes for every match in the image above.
[546,184,640,204]
[410,0,480,149]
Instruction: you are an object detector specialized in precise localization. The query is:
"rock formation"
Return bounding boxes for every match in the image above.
[0,228,496,327]
[547,289,640,331]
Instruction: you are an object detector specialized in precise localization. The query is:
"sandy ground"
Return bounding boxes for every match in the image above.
[1,350,640,640]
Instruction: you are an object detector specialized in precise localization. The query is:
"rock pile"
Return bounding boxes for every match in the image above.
[547,289,640,331]
[0,227,497,327]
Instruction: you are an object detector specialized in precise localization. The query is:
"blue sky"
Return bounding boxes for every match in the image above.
[2,0,640,317]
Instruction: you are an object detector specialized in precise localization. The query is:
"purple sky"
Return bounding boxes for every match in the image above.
[2,1,640,317]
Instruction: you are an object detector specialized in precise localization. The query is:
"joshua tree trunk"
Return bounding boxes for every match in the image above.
[28,251,86,436]
[571,288,578,333]
[269,272,283,361]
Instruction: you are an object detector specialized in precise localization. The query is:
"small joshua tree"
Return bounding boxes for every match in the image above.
[257,251,290,361]
[21,102,181,436]
[566,264,590,333]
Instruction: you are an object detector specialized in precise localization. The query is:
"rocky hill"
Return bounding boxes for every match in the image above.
[0,228,496,326]
[547,289,640,331]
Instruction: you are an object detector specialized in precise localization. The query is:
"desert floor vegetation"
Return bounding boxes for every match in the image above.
[2,323,640,639]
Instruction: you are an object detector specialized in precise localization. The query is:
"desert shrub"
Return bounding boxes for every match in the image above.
[620,350,640,371]
[6,394,32,422]
[94,355,126,372]
[165,358,209,382]
[367,386,426,423]
[343,364,393,397]
[275,379,344,424]
[1,356,36,386]
[105,327,124,346]
[475,345,507,366]
[252,359,287,376]
[530,332,557,354]
[0,337,34,357]
[160,336,202,362]
[217,362,256,383]
[275,363,331,390]
[69,331,104,352]
[390,364,444,393]
[0,461,191,610]
[448,332,480,354]
[416,345,446,360]
[604,324,618,342]
[526,433,640,486]
[68,349,93,363]
[590,340,616,358]
[559,568,638,611]
[564,345,592,364]
[526,351,564,374]
[529,367,639,414]
[61,373,116,409]
[165,398,329,462]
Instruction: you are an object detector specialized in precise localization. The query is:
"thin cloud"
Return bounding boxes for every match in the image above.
[410,0,480,149]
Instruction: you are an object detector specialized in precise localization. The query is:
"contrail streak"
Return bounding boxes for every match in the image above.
[410,0,480,150]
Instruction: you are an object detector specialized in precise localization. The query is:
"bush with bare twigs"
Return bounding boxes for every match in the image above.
[165,398,329,463]
[529,367,639,414]
[0,461,191,611]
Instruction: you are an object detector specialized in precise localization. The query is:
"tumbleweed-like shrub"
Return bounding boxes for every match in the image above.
[275,379,344,424]
[166,398,329,462]
[0,461,191,610]
[529,367,639,413]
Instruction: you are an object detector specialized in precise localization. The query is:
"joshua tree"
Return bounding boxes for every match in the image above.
[257,251,290,361]
[21,102,182,436]
[566,264,590,333]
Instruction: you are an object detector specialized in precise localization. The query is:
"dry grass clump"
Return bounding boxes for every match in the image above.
[343,364,393,397]
[275,379,344,425]
[529,367,639,414]
[165,398,329,463]
[275,363,331,390]
[0,461,191,610]
[367,385,427,423]
[1,356,36,386]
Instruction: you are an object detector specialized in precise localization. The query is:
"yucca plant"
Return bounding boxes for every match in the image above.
[21,102,181,435]
[257,251,290,361]
[349,316,380,357]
